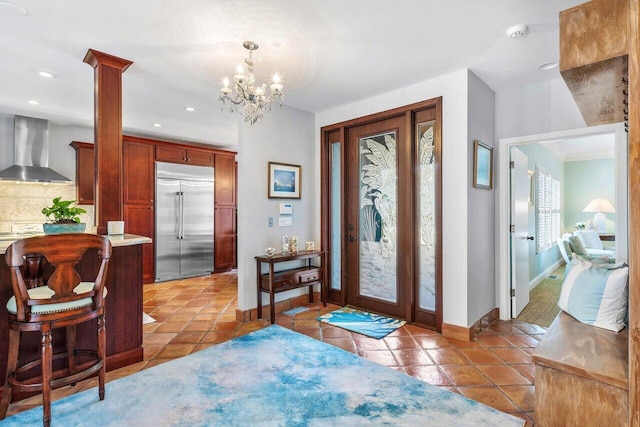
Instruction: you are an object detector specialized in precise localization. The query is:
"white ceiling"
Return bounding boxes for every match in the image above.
[0,0,584,149]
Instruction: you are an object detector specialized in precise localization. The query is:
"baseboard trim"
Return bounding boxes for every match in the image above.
[529,259,564,291]
[442,308,500,342]
[236,291,322,322]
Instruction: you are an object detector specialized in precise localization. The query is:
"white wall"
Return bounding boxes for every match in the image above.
[467,72,497,324]
[237,105,317,311]
[495,78,585,140]
[316,69,473,328]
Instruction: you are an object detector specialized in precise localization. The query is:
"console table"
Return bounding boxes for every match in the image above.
[255,250,327,323]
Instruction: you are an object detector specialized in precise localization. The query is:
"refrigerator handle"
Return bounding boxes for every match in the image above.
[179,191,185,239]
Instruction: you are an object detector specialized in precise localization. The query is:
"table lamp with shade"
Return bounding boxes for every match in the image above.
[582,198,615,233]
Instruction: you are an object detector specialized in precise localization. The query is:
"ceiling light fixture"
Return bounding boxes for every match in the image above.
[38,71,54,78]
[153,123,162,127]
[185,106,195,112]
[219,41,284,125]
[537,61,559,70]
[506,24,528,38]
[27,100,39,105]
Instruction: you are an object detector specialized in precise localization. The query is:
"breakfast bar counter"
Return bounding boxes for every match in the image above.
[0,233,151,402]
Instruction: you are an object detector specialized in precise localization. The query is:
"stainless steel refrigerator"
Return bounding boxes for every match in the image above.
[155,162,214,282]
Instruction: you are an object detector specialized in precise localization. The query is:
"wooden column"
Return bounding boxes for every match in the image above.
[83,49,133,235]
[629,0,639,424]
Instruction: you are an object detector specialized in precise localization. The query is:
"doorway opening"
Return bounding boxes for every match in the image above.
[320,98,443,331]
[497,123,628,321]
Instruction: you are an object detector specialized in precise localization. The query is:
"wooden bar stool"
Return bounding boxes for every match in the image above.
[0,234,111,427]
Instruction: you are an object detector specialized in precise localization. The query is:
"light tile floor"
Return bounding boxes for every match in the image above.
[6,272,543,426]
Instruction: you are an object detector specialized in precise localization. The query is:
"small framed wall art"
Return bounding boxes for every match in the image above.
[473,140,493,190]
[268,161,301,199]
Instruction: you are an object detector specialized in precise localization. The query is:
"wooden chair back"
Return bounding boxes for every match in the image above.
[4,233,112,322]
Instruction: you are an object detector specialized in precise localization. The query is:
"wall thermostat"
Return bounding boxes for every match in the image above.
[279,203,293,214]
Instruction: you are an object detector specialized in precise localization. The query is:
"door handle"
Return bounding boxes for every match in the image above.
[525,236,534,241]
[348,235,358,242]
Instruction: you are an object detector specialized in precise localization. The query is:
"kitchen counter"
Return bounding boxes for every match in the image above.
[0,232,151,254]
[0,233,151,402]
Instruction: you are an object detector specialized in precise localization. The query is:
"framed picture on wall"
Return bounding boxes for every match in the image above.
[268,161,301,199]
[473,140,493,190]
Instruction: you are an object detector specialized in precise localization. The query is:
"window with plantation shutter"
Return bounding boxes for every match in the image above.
[535,166,560,253]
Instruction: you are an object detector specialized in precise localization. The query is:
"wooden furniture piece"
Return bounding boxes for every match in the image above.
[0,234,112,427]
[599,233,615,242]
[155,144,214,166]
[255,251,327,324]
[70,141,95,205]
[532,311,629,426]
[123,138,155,283]
[214,153,237,272]
[560,0,629,126]
[0,235,147,407]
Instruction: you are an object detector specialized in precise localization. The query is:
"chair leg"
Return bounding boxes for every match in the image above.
[41,325,52,427]
[0,329,20,420]
[66,325,77,376]
[97,315,106,401]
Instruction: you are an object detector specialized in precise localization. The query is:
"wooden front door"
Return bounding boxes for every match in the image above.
[345,116,408,318]
[322,98,442,330]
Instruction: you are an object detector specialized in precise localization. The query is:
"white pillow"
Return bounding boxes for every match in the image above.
[558,257,628,332]
[574,230,603,250]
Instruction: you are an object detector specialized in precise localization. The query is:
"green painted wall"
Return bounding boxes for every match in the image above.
[512,144,564,282]
[564,158,615,233]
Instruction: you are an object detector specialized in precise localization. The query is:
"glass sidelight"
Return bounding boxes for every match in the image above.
[330,142,342,291]
[417,122,436,311]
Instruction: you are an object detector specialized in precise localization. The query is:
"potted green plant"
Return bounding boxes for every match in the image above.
[41,197,87,234]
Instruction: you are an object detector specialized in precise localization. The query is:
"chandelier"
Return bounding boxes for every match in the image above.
[219,41,284,125]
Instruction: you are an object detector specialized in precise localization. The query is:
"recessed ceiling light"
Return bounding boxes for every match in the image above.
[27,100,39,105]
[0,1,27,15]
[38,71,54,78]
[537,61,559,70]
[153,123,162,127]
[506,24,528,39]
[185,107,195,112]
[270,39,288,50]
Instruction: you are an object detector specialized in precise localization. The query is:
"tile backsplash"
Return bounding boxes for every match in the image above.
[0,182,94,233]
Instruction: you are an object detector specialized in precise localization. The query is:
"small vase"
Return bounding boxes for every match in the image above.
[43,223,86,235]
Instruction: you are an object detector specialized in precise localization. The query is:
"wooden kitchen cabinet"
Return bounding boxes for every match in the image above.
[70,141,95,205]
[215,153,236,205]
[214,153,237,272]
[124,204,154,283]
[155,144,214,166]
[214,206,236,271]
[124,139,154,205]
[123,138,155,282]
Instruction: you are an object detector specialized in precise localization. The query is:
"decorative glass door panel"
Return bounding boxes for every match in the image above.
[359,132,398,302]
[330,142,342,291]
[346,116,406,319]
[418,121,436,311]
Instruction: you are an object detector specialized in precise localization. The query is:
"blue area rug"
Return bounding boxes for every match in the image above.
[0,326,523,426]
[317,307,407,339]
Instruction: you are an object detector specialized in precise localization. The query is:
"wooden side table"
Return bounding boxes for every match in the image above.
[255,250,327,324]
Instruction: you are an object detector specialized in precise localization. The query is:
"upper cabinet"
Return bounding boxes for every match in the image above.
[155,144,214,167]
[214,154,236,206]
[123,139,155,205]
[70,141,95,205]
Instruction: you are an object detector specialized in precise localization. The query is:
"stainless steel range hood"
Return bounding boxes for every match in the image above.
[0,115,71,183]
